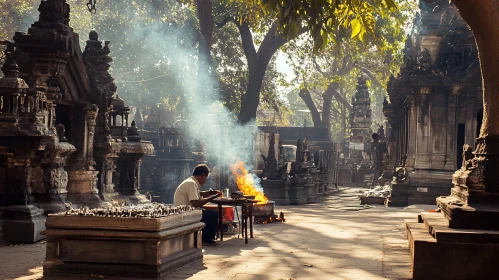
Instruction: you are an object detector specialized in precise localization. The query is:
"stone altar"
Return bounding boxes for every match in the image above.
[43,204,204,278]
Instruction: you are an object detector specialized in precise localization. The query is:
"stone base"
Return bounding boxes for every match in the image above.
[436,195,499,230]
[360,196,386,205]
[305,183,317,204]
[288,178,306,205]
[44,248,203,278]
[388,179,452,207]
[262,180,290,206]
[34,193,71,215]
[43,210,204,278]
[2,205,46,243]
[405,212,499,280]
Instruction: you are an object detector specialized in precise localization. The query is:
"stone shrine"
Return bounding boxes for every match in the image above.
[349,76,372,167]
[383,0,482,206]
[0,0,153,243]
[339,76,373,186]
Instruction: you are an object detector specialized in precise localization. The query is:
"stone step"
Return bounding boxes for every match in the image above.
[418,211,499,243]
[406,212,499,279]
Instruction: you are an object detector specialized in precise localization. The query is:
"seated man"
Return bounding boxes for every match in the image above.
[174,164,221,245]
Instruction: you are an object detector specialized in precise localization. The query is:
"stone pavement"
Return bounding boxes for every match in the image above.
[0,188,430,280]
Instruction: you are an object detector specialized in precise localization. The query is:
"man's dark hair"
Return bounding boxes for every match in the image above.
[372,133,379,141]
[193,164,210,176]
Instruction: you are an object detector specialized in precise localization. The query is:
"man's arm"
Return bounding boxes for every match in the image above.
[190,192,221,208]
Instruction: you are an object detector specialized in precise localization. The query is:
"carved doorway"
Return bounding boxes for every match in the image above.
[55,105,71,140]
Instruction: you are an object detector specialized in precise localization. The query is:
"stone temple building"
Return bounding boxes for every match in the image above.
[0,0,153,243]
[383,0,482,206]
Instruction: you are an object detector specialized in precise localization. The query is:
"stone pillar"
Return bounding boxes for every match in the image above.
[445,93,458,170]
[415,91,431,170]
[84,104,98,172]
[2,164,46,243]
[406,95,417,171]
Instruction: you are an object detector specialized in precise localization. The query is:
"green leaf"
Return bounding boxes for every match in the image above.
[385,0,398,10]
[350,17,361,38]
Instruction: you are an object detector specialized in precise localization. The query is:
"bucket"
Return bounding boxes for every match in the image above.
[203,205,235,222]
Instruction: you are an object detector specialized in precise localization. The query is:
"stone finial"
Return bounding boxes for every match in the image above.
[37,0,71,26]
[89,30,99,41]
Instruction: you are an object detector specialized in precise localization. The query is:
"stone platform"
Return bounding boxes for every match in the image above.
[405,212,499,280]
[43,207,204,278]
[388,181,453,206]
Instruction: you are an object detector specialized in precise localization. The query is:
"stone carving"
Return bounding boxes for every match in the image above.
[50,168,68,192]
[417,48,432,70]
[461,144,474,170]
[393,156,408,183]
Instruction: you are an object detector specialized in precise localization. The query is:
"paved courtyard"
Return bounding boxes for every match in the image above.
[0,188,429,280]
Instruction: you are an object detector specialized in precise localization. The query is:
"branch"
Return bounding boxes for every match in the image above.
[326,82,352,111]
[312,56,327,77]
[298,88,322,127]
[234,19,258,70]
[215,16,233,28]
[258,20,307,64]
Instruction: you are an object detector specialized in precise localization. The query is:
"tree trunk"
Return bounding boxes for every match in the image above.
[238,61,268,124]
[321,83,338,132]
[341,87,347,153]
[298,88,322,127]
[236,21,305,124]
[195,0,214,93]
[453,0,499,137]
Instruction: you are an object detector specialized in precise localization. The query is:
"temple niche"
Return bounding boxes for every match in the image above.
[383,0,482,206]
[0,0,153,243]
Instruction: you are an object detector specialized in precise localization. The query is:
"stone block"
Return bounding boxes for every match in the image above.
[43,209,204,278]
[262,179,289,206]
[288,178,306,205]
[2,205,46,243]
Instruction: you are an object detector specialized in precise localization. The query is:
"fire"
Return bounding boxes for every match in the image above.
[230,161,268,204]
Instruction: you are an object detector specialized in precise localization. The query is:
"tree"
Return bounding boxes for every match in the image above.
[282,0,414,144]
[255,0,399,51]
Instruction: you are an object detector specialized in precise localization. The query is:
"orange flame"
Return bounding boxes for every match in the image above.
[230,161,268,204]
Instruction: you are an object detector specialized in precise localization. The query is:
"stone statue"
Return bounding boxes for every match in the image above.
[371,133,388,172]
[461,144,474,170]
[277,140,288,180]
[127,120,141,142]
[393,156,408,183]
[127,120,139,136]
[262,133,278,179]
[56,123,67,141]
[378,125,385,139]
